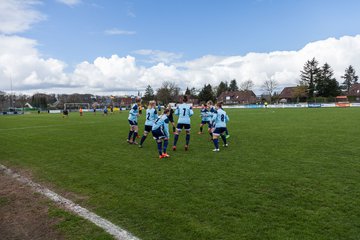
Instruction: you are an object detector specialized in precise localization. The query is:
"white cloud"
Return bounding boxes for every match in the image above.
[0,0,45,34]
[2,30,360,95]
[134,49,183,64]
[104,28,136,36]
[56,0,81,7]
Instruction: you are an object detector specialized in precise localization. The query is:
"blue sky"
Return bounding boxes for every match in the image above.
[1,0,360,94]
[24,0,360,64]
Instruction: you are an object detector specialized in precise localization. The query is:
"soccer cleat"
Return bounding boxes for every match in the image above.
[223,144,228,147]
[184,145,189,151]
[172,146,177,151]
[162,153,170,158]
[213,148,220,152]
[132,141,138,145]
[127,140,133,144]
[198,132,203,134]
[138,145,143,148]
[226,134,230,139]
[159,155,165,159]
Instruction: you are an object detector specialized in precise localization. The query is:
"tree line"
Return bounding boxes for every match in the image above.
[300,57,358,99]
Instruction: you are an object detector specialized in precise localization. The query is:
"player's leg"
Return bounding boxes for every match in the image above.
[139,125,151,147]
[139,131,147,147]
[127,121,134,143]
[185,125,191,151]
[132,124,139,144]
[162,137,170,157]
[212,128,221,151]
[156,139,163,158]
[199,122,204,134]
[173,124,182,150]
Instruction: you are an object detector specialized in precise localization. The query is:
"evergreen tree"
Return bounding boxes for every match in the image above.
[229,79,239,91]
[300,58,320,98]
[198,84,215,103]
[216,81,229,97]
[316,63,341,97]
[185,87,191,95]
[341,65,358,93]
[143,85,155,102]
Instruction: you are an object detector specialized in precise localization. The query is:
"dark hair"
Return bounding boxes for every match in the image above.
[216,102,223,108]
[183,95,188,102]
[163,109,170,114]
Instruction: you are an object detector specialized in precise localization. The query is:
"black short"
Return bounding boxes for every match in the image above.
[152,128,167,140]
[128,120,138,126]
[213,127,227,135]
[168,114,174,123]
[177,123,191,130]
[144,125,152,132]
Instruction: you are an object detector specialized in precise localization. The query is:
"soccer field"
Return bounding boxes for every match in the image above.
[1,108,360,239]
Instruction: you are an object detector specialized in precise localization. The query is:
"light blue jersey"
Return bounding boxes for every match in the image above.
[152,114,170,138]
[175,103,194,124]
[200,108,211,122]
[212,108,229,128]
[145,108,158,126]
[128,104,139,122]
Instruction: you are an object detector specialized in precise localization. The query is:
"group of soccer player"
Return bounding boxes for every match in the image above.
[126,95,230,159]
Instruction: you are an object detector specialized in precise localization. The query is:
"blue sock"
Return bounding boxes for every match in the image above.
[213,139,219,149]
[221,135,227,144]
[173,134,179,146]
[226,129,229,135]
[163,140,168,153]
[140,135,147,145]
[185,134,190,145]
[209,132,213,137]
[132,132,138,141]
[200,126,203,132]
[157,142,162,155]
[128,131,133,140]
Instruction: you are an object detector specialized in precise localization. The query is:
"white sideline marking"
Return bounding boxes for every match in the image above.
[0,164,140,240]
[0,122,97,131]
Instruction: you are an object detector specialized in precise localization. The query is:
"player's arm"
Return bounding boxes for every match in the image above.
[164,118,170,138]
[225,114,230,123]
[174,106,180,116]
[189,107,194,117]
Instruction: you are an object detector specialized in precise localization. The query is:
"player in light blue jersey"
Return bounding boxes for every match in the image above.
[211,102,230,152]
[198,104,211,135]
[207,100,216,139]
[173,95,194,151]
[127,98,141,144]
[139,100,158,147]
[152,109,171,159]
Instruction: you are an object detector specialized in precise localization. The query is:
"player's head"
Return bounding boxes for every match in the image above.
[182,95,188,103]
[207,100,213,107]
[135,97,142,104]
[163,109,170,116]
[216,102,223,109]
[148,100,155,109]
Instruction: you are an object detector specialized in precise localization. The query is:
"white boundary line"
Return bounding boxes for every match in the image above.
[0,122,98,132]
[0,164,140,240]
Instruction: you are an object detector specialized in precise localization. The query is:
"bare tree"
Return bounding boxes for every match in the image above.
[262,79,278,103]
[240,80,255,91]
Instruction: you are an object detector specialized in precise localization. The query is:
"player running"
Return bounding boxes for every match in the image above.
[152,109,171,159]
[127,98,141,144]
[139,100,158,148]
[211,102,230,152]
[173,95,194,151]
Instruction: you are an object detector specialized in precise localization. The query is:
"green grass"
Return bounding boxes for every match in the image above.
[1,108,360,239]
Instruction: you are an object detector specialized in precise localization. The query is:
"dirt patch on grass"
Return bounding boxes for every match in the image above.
[0,173,64,240]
